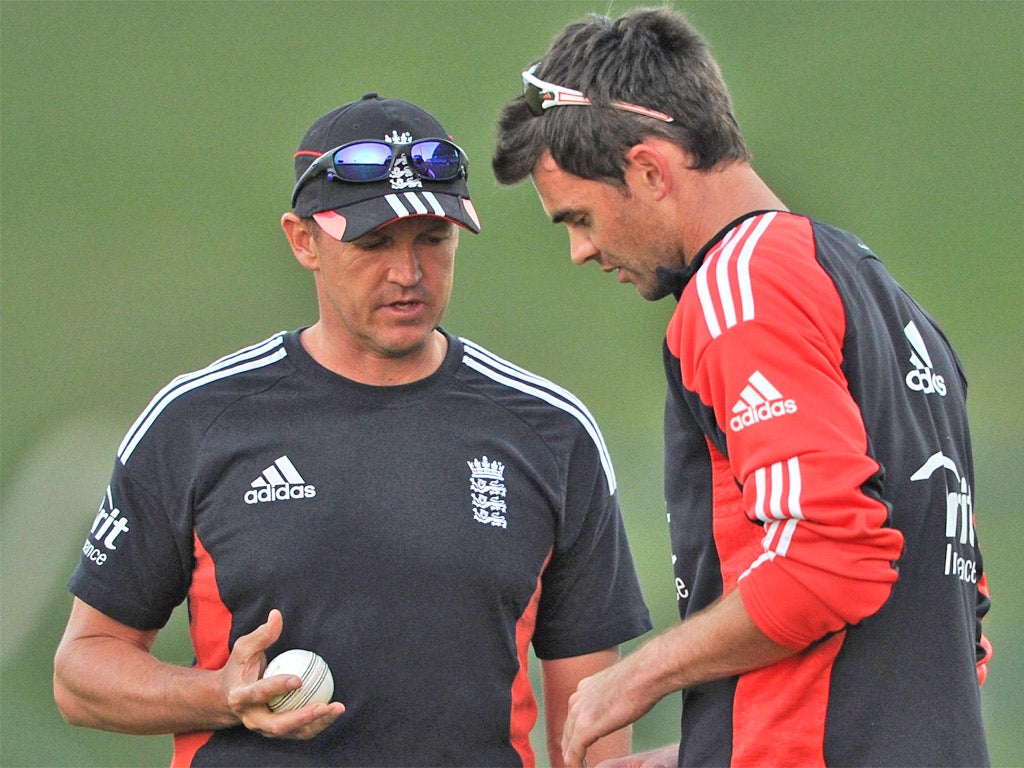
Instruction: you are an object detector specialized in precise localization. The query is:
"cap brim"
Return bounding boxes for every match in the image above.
[312,191,480,242]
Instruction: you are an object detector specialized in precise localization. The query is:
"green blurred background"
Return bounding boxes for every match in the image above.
[1,1,1020,765]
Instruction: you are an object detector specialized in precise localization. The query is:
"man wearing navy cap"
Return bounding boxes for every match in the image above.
[54,95,651,767]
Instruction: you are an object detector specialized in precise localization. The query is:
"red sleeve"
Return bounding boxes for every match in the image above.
[671,212,904,649]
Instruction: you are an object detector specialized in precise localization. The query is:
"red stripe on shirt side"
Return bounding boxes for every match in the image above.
[707,436,836,766]
[708,439,762,591]
[171,531,233,767]
[171,732,213,768]
[188,530,233,668]
[509,553,550,768]
[732,632,842,767]
[977,566,992,684]
[977,632,993,686]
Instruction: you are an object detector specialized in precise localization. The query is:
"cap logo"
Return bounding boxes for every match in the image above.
[384,130,422,191]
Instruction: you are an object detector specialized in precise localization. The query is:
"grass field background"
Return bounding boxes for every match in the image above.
[2,2,1021,765]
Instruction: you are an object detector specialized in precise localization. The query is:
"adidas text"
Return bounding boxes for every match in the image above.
[905,367,946,396]
[244,484,316,505]
[730,399,797,432]
[245,456,316,505]
[904,320,947,396]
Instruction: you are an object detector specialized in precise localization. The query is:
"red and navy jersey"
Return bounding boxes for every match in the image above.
[68,330,651,767]
[661,212,990,767]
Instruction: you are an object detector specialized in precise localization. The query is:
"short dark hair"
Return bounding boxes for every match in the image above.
[492,6,751,186]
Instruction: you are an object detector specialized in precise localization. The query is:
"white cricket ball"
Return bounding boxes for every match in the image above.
[263,649,334,712]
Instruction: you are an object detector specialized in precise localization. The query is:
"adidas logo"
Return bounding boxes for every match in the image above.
[244,455,317,505]
[904,321,946,396]
[729,371,797,432]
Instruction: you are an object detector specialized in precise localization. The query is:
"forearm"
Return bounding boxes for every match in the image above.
[543,649,632,768]
[561,591,794,767]
[55,601,343,741]
[625,590,794,698]
[54,633,237,735]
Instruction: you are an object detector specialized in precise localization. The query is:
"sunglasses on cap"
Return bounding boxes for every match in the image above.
[521,65,674,123]
[291,138,469,207]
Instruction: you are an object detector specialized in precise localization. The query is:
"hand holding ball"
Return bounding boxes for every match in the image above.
[263,649,334,712]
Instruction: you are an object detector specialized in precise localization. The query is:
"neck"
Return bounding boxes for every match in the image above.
[679,162,787,264]
[299,324,448,386]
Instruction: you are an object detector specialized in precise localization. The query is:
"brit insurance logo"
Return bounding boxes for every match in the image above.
[82,485,130,567]
[904,320,946,396]
[244,455,316,505]
[468,456,508,528]
[729,371,797,432]
[911,451,977,583]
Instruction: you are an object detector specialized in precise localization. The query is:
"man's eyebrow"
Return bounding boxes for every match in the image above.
[423,219,455,233]
[550,209,577,225]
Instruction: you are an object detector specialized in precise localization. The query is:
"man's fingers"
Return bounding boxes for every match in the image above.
[231,610,284,666]
[229,670,301,712]
[561,693,590,768]
[562,731,588,768]
[247,701,346,740]
[221,609,347,741]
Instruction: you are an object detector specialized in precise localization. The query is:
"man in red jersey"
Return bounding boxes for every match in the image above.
[493,7,991,768]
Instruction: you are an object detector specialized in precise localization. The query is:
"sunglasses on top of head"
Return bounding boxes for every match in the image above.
[521,65,674,123]
[291,138,469,206]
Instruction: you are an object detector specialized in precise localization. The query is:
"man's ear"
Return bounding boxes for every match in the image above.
[626,140,684,201]
[281,212,318,271]
[625,141,673,200]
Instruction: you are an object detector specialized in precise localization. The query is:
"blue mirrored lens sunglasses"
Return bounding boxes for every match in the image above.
[291,138,469,207]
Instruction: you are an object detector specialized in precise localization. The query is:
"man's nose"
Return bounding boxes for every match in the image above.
[388,244,422,285]
[568,230,599,266]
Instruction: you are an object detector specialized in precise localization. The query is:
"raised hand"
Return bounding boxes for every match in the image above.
[221,609,345,739]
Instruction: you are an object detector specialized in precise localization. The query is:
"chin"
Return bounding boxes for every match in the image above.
[377,328,438,358]
[636,282,673,302]
[379,340,428,359]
